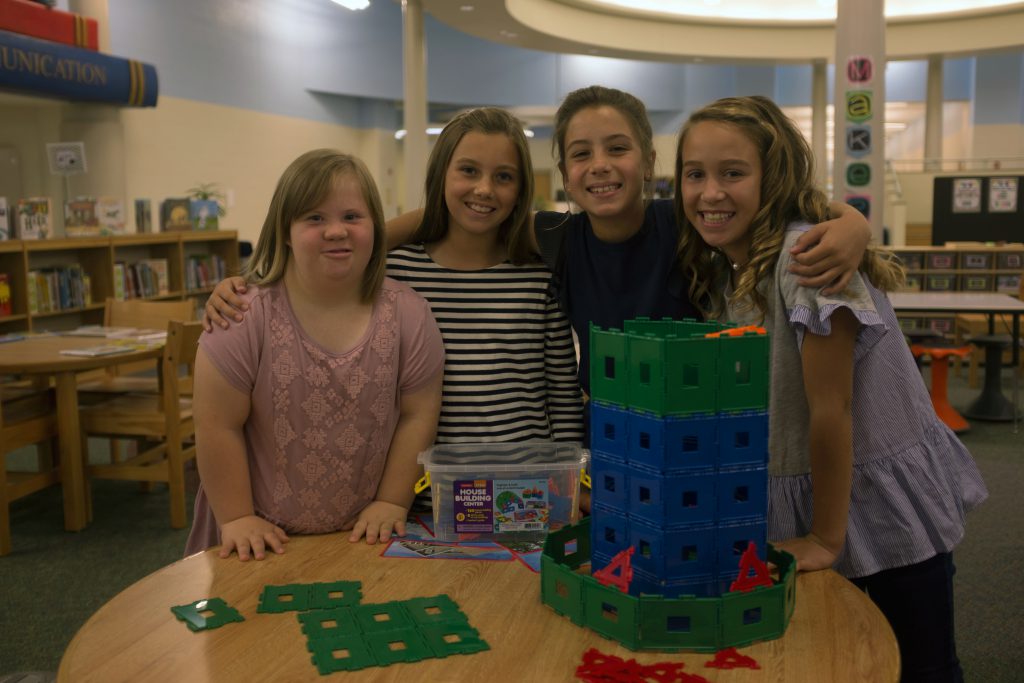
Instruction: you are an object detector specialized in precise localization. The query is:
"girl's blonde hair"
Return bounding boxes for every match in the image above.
[413,107,537,264]
[243,149,388,303]
[673,95,903,321]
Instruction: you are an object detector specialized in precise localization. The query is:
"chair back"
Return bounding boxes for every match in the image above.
[160,321,203,419]
[104,298,195,377]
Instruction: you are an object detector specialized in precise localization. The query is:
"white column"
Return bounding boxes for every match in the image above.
[833,0,886,242]
[402,0,428,215]
[925,55,943,171]
[811,59,828,189]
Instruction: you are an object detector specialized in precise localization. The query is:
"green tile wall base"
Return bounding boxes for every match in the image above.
[298,606,361,640]
[541,519,796,652]
[308,634,377,674]
[171,597,244,632]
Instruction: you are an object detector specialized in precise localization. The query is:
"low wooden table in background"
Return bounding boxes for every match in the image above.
[58,533,900,682]
[0,334,164,531]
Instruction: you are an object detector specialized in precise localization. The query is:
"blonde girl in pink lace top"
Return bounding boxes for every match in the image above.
[185,150,444,561]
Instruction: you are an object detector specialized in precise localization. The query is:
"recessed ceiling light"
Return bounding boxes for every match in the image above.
[460,4,474,11]
[330,0,370,10]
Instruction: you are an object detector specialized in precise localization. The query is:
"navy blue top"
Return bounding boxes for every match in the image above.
[535,199,700,397]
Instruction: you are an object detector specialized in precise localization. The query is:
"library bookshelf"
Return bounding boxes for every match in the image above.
[0,231,238,335]
[890,244,1023,336]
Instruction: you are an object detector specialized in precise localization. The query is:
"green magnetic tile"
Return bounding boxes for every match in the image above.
[401,594,466,625]
[258,583,312,613]
[307,634,377,674]
[298,606,360,639]
[419,622,490,658]
[310,580,362,609]
[354,601,414,633]
[171,597,244,632]
[364,627,435,665]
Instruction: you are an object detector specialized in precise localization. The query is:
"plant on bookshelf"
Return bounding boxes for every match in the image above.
[186,182,227,218]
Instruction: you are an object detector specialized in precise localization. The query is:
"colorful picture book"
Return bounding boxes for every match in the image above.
[96,196,126,234]
[134,198,152,233]
[0,273,11,316]
[65,196,101,236]
[0,197,9,240]
[160,198,192,232]
[17,197,52,239]
[189,199,219,231]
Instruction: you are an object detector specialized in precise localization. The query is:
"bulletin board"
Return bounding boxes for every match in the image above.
[932,175,1023,245]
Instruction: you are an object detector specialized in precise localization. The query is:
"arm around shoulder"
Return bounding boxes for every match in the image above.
[788,202,870,294]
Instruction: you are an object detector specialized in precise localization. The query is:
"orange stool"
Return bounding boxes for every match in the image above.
[911,343,972,433]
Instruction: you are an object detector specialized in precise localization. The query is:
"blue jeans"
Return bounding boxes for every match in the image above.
[850,552,963,683]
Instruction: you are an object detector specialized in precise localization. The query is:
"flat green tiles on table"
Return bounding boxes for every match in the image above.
[418,622,490,658]
[298,607,361,640]
[354,601,416,633]
[309,580,362,609]
[258,580,363,613]
[364,628,435,665]
[403,594,467,626]
[171,597,244,632]
[307,633,377,674]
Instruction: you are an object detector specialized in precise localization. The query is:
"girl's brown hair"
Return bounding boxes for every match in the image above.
[552,85,654,181]
[413,107,536,264]
[674,95,903,321]
[243,149,388,303]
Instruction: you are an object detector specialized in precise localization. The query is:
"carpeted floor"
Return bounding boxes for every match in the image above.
[0,370,1021,681]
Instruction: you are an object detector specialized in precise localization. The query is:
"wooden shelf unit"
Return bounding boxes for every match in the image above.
[890,244,1023,335]
[0,231,238,335]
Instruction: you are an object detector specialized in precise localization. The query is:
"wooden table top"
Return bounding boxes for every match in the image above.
[0,334,163,373]
[58,533,900,683]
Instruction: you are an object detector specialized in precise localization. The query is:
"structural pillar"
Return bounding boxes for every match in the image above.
[924,55,944,171]
[402,0,428,214]
[811,59,828,189]
[833,0,886,242]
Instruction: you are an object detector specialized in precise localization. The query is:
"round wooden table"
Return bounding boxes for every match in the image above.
[0,334,163,530]
[58,533,900,682]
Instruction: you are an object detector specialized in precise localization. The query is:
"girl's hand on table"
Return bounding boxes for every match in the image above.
[218,515,289,561]
[773,533,840,572]
[348,501,408,544]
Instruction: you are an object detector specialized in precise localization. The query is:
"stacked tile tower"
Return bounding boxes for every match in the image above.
[588,318,770,597]
[540,318,796,651]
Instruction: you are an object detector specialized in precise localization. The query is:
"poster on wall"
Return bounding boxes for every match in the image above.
[952,178,982,213]
[988,178,1018,213]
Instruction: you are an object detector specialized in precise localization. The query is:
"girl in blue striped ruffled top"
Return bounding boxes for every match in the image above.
[674,95,987,683]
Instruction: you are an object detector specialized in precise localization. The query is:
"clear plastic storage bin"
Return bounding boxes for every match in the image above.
[416,442,588,542]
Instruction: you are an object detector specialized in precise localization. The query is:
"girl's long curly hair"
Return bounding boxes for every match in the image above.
[674,96,903,321]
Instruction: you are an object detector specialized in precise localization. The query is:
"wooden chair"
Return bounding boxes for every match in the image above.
[77,297,195,394]
[1,384,60,555]
[77,321,203,529]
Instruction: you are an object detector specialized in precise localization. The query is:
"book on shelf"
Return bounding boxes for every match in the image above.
[134,198,152,233]
[160,198,192,232]
[0,0,100,50]
[17,197,52,239]
[112,262,126,300]
[190,199,219,231]
[0,272,11,316]
[96,196,126,234]
[65,196,101,237]
[0,30,158,107]
[26,264,89,313]
[0,197,10,240]
[186,254,226,291]
[137,258,170,295]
